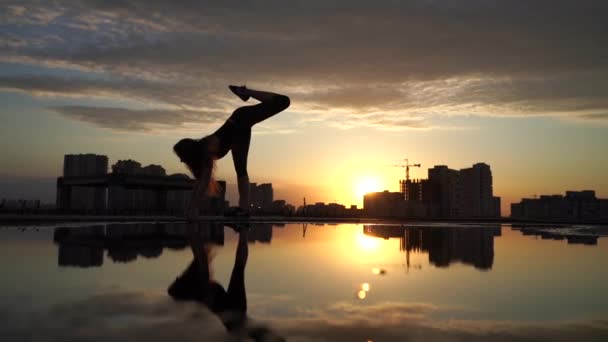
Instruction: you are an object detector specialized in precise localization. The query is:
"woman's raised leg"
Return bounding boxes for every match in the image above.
[228,87,290,212]
[230,87,290,127]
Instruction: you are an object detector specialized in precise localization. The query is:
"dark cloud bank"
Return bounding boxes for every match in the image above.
[1,0,607,131]
[1,291,607,341]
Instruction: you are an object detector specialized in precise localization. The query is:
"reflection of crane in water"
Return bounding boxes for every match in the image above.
[364,224,423,274]
[400,228,423,274]
[302,223,307,238]
[398,225,420,274]
[392,158,421,200]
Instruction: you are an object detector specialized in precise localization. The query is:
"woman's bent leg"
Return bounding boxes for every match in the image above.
[232,92,290,127]
[228,89,289,210]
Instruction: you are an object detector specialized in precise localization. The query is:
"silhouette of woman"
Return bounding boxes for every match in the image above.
[174,86,290,219]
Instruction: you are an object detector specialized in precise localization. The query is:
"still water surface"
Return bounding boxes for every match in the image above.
[1,222,607,341]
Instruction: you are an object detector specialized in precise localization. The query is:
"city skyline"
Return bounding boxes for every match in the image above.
[2,2,608,340]
[2,151,607,218]
[1,1,608,215]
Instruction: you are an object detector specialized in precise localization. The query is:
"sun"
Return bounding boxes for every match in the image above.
[355,176,381,200]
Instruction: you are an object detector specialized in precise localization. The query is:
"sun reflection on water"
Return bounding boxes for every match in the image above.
[357,290,367,300]
[357,232,380,252]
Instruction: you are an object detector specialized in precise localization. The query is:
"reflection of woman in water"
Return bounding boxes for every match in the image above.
[168,224,249,332]
[169,224,283,341]
[173,86,290,219]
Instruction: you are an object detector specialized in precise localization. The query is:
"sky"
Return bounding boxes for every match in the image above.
[1,0,607,214]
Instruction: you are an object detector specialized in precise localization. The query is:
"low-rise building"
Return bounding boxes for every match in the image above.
[364,191,406,218]
[57,154,225,215]
[511,191,607,221]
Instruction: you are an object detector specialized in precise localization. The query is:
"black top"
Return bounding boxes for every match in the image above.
[210,119,240,159]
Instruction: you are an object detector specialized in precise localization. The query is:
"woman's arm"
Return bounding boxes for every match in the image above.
[188,223,211,280]
[187,168,211,221]
[187,182,202,221]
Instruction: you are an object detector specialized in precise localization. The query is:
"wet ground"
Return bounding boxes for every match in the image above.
[1,222,607,341]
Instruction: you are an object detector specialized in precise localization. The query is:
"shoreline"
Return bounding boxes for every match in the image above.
[0,214,606,226]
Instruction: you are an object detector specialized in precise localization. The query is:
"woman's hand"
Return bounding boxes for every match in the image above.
[187,180,206,222]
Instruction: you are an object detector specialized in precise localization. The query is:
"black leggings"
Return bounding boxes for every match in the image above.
[226,95,290,178]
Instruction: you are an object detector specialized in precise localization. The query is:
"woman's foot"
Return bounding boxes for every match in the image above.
[229,85,250,102]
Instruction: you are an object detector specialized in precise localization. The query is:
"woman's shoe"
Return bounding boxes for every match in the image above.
[229,85,250,102]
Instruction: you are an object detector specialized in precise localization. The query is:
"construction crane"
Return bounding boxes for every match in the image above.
[392,158,421,182]
[392,158,421,200]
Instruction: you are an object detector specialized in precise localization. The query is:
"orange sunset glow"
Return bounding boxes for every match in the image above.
[0,0,607,217]
[2,2,608,341]
[354,177,381,204]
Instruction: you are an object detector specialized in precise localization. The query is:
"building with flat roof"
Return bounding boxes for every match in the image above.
[249,182,274,211]
[63,154,108,178]
[60,154,109,213]
[511,190,608,221]
[460,163,496,218]
[57,154,225,215]
[364,191,406,218]
[424,163,500,218]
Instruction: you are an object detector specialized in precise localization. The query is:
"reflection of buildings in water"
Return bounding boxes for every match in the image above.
[408,226,500,270]
[363,225,501,270]
[53,222,225,267]
[55,225,105,267]
[138,245,164,258]
[512,225,599,245]
[108,246,138,263]
[247,223,285,243]
[566,235,598,245]
[58,243,104,267]
[248,223,272,243]
[54,222,284,267]
[239,223,285,244]
[363,225,407,240]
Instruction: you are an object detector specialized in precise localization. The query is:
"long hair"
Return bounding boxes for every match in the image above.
[173,138,219,195]
[168,259,228,313]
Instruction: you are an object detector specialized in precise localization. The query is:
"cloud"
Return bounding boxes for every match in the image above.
[1,0,608,131]
[3,292,607,342]
[0,2,62,25]
[577,113,608,122]
[0,33,28,48]
[49,105,227,132]
[0,291,237,341]
[264,301,608,342]
[0,75,223,109]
